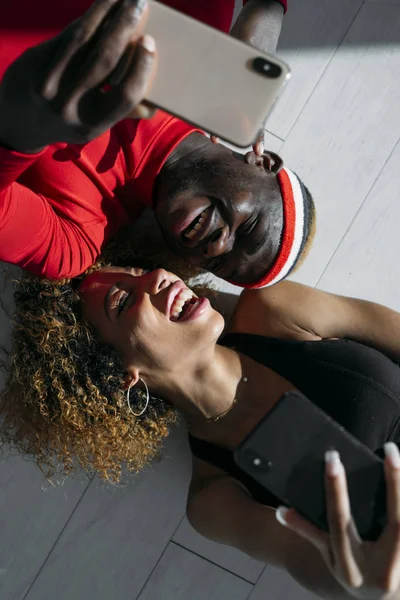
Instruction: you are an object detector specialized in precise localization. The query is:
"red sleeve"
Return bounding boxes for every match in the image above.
[0,146,101,279]
[243,0,287,13]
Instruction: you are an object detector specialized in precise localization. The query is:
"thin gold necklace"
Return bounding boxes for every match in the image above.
[206,352,248,423]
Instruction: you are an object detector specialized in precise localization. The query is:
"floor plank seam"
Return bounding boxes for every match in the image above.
[314,133,400,290]
[133,537,176,599]
[277,0,367,144]
[252,562,268,587]
[264,129,284,143]
[170,541,257,586]
[22,474,94,600]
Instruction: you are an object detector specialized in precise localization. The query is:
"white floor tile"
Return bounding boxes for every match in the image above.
[265,0,363,139]
[248,564,319,600]
[137,542,252,600]
[317,137,400,309]
[280,1,400,286]
[24,426,192,600]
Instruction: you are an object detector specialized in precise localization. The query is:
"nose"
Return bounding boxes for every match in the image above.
[204,226,233,258]
[141,268,171,295]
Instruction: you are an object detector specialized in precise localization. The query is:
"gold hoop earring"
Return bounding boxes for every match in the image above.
[126,378,149,417]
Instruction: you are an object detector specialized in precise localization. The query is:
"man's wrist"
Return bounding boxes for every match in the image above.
[231,0,284,54]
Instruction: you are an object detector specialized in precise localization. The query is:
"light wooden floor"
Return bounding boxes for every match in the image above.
[1,1,400,598]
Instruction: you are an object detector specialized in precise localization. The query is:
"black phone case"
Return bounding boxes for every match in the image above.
[233,391,387,541]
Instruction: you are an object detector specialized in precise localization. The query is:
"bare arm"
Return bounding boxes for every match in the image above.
[230,0,285,54]
[187,469,351,600]
[231,281,400,364]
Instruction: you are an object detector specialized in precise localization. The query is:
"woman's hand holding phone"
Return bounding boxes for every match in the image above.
[276,444,400,599]
[0,0,157,154]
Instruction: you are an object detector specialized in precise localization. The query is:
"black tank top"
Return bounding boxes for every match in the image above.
[189,334,400,507]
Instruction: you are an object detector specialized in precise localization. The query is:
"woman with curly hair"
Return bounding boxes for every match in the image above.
[0,235,207,482]
[2,247,400,598]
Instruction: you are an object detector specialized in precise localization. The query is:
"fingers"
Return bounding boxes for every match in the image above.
[42,0,123,99]
[72,0,149,98]
[324,451,362,588]
[276,506,329,556]
[380,443,400,592]
[210,132,265,156]
[252,132,265,157]
[85,35,156,127]
[43,0,148,105]
[384,443,400,526]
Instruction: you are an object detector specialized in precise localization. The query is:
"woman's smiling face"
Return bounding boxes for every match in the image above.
[78,267,224,374]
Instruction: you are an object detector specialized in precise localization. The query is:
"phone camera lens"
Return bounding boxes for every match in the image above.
[242,450,272,472]
[253,457,273,471]
[252,57,282,79]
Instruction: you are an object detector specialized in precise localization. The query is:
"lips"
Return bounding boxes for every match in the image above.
[169,287,196,321]
[165,281,209,322]
[183,206,212,241]
[168,202,220,248]
[166,281,201,321]
[181,206,220,249]
[177,296,209,321]
[169,202,211,238]
[162,196,234,260]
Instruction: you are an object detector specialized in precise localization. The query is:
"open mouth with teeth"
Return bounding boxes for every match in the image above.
[182,206,212,242]
[170,289,200,322]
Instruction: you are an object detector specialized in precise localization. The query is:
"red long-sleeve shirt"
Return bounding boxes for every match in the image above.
[0,0,287,278]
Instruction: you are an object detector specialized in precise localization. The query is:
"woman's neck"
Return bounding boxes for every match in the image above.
[152,344,243,426]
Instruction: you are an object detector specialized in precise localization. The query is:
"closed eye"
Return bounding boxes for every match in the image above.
[117,291,130,317]
[240,217,258,237]
[246,222,265,257]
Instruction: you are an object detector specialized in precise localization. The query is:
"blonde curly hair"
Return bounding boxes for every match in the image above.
[0,230,211,483]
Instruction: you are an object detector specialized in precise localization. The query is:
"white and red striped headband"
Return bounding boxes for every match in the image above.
[230,168,307,289]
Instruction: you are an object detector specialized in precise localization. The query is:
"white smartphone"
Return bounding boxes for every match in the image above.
[142,1,290,147]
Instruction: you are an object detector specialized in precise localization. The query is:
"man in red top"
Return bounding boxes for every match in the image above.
[0,0,313,289]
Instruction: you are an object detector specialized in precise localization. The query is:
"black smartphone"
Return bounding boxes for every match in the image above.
[233,391,387,541]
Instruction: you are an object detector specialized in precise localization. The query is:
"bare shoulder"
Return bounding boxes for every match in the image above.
[188,455,252,514]
[189,455,233,497]
[227,281,321,341]
[187,455,239,526]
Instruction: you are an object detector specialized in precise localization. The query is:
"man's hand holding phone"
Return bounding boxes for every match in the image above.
[0,0,157,154]
[210,132,266,158]
[277,444,400,599]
